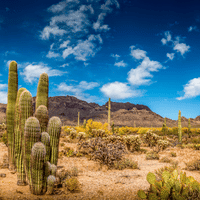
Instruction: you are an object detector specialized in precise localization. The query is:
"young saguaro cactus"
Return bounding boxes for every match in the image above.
[24,117,41,186]
[6,61,18,171]
[34,105,49,133]
[106,98,111,131]
[47,116,62,166]
[46,175,56,195]
[188,118,191,138]
[35,72,49,111]
[178,110,182,144]
[30,142,46,195]
[78,112,80,127]
[14,87,27,185]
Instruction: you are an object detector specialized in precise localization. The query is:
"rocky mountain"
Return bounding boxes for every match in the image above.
[0,95,200,128]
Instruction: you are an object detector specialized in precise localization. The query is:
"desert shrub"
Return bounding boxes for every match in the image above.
[75,126,86,134]
[118,126,138,135]
[77,137,127,169]
[171,127,178,135]
[1,131,7,146]
[184,159,200,171]
[159,156,172,163]
[113,158,139,170]
[69,130,77,140]
[145,150,159,160]
[170,152,177,157]
[64,177,80,192]
[192,137,200,144]
[60,142,65,147]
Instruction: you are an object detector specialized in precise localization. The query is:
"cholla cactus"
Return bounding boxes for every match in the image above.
[46,175,56,195]
[24,117,41,186]
[178,110,182,144]
[30,142,46,195]
[35,72,49,111]
[47,116,62,165]
[6,61,18,171]
[34,105,49,133]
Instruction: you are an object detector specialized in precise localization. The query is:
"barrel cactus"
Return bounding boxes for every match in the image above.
[34,105,49,133]
[35,72,49,111]
[6,61,18,171]
[14,87,27,185]
[46,175,56,195]
[47,116,62,165]
[24,117,41,186]
[30,142,46,195]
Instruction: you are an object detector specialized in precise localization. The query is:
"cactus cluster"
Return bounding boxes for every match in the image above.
[6,61,61,195]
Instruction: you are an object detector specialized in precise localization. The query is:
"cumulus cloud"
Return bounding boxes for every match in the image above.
[100,81,143,99]
[176,78,200,100]
[161,31,172,45]
[173,43,190,55]
[0,84,8,104]
[20,63,65,83]
[114,60,127,67]
[41,0,119,61]
[46,51,60,58]
[130,46,147,60]
[166,53,175,60]
[111,54,120,59]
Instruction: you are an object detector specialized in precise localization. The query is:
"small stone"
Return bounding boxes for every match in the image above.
[16,189,23,194]
[0,173,6,177]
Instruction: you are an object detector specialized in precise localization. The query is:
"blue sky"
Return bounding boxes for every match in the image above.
[0,0,200,121]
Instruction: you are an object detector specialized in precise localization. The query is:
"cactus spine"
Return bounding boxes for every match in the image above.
[178,110,182,144]
[35,72,49,111]
[47,116,62,165]
[6,61,18,171]
[34,105,49,133]
[106,98,111,131]
[24,117,41,186]
[30,142,46,195]
[78,112,80,127]
[14,87,27,185]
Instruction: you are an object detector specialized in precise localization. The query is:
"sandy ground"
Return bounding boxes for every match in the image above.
[1,137,200,200]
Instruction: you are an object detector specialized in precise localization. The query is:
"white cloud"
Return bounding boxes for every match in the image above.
[161,38,167,45]
[93,13,110,32]
[59,40,70,48]
[20,63,65,83]
[114,60,127,67]
[79,81,99,90]
[0,84,8,104]
[101,0,120,12]
[130,46,147,60]
[46,51,60,58]
[4,51,18,56]
[166,53,175,60]
[100,81,142,99]
[173,43,190,55]
[60,63,69,67]
[62,34,103,61]
[188,26,198,32]
[40,26,67,40]
[127,57,164,86]
[161,31,172,45]
[47,1,67,13]
[176,78,200,100]
[111,54,120,59]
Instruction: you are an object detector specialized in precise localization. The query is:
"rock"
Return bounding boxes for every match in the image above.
[0,173,6,177]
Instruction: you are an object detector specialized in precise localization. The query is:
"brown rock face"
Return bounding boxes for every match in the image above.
[0,95,200,128]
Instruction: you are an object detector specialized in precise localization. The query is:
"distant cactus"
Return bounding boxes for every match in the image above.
[47,116,62,165]
[83,119,86,128]
[6,61,18,171]
[24,117,41,186]
[30,142,46,195]
[46,175,56,195]
[78,112,80,127]
[35,72,49,111]
[188,118,191,138]
[178,110,182,144]
[34,105,49,133]
[14,87,27,185]
[106,98,111,131]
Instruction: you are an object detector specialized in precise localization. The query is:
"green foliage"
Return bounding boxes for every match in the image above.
[64,177,80,192]
[6,61,18,171]
[1,131,8,146]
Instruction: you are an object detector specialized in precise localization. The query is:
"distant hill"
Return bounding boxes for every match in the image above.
[0,95,200,128]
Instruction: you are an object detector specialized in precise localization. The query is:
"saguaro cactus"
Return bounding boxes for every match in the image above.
[178,110,182,144]
[34,105,49,133]
[30,142,46,195]
[188,118,191,138]
[106,98,111,131]
[46,175,56,195]
[35,72,49,111]
[14,87,27,185]
[47,116,62,166]
[78,112,80,127]
[6,61,18,171]
[24,117,41,186]
[43,161,51,194]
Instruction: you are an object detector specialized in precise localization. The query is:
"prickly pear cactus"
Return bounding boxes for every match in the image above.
[6,61,18,171]
[47,116,62,165]
[46,175,56,195]
[24,117,41,186]
[34,105,49,133]
[30,142,46,195]
[35,72,49,111]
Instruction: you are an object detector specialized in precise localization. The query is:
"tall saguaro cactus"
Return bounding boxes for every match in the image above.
[78,112,80,127]
[6,61,18,171]
[188,118,191,138]
[35,72,49,111]
[47,116,62,166]
[178,110,182,144]
[14,87,27,185]
[106,98,111,131]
